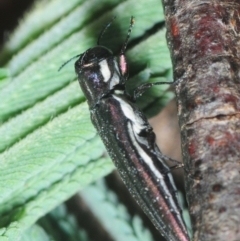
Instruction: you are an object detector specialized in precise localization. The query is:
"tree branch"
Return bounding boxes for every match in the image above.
[161,1,240,240]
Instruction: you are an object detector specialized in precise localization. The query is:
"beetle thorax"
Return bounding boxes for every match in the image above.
[75,46,123,107]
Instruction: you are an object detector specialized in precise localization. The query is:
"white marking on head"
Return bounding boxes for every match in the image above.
[82,62,94,68]
[114,90,125,95]
[99,59,111,83]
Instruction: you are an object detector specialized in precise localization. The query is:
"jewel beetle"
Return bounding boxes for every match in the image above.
[65,17,190,241]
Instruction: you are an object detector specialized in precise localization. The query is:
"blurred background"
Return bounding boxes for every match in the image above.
[0,0,34,46]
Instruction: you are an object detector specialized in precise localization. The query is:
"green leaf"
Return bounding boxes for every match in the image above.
[20,224,51,241]
[0,0,169,123]
[38,204,90,241]
[0,81,84,152]
[0,68,9,80]
[80,180,154,241]
[0,103,114,240]
[0,0,85,63]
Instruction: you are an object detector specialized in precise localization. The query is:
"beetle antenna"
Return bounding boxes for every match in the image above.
[58,54,82,72]
[120,16,134,55]
[97,16,116,45]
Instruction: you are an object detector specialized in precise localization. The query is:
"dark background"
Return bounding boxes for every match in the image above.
[0,0,35,47]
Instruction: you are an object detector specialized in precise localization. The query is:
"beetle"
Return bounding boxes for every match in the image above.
[67,17,190,241]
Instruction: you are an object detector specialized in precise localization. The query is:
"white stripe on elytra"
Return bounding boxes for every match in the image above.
[113,95,145,135]
[99,59,111,83]
[113,94,182,218]
[127,121,182,219]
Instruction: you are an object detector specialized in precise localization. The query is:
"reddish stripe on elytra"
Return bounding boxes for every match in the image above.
[140,167,189,241]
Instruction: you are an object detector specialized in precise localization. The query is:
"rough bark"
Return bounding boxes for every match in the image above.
[161,1,240,240]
